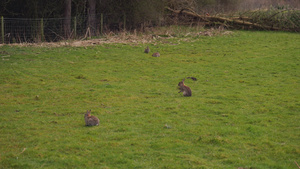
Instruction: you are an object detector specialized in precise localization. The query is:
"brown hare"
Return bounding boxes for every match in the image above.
[187,76,197,81]
[152,52,160,57]
[144,46,150,53]
[178,79,192,97]
[84,110,100,126]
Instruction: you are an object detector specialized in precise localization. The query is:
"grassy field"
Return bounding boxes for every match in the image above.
[0,30,299,168]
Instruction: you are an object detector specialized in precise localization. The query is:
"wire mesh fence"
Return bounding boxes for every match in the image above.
[1,6,299,44]
[0,13,126,44]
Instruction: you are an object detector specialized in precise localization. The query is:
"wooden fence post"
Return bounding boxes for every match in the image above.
[41,18,44,42]
[100,13,103,36]
[1,16,4,44]
[123,13,126,31]
[74,16,77,38]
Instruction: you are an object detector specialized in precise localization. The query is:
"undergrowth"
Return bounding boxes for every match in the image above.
[240,7,300,31]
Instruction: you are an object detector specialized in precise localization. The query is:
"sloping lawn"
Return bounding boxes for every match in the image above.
[0,30,299,168]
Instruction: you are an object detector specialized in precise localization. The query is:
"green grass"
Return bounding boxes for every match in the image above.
[0,30,299,168]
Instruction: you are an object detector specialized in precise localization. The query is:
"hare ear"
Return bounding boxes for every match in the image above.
[182,78,185,82]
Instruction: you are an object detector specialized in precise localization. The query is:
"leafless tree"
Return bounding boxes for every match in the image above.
[88,0,96,36]
[63,0,71,38]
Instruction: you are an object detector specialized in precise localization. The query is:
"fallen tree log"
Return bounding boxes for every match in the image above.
[166,7,280,31]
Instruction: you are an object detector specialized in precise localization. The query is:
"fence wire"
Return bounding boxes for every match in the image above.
[1,13,124,44]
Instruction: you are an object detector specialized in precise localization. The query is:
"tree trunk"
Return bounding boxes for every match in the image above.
[88,0,96,36]
[166,7,280,31]
[64,0,71,39]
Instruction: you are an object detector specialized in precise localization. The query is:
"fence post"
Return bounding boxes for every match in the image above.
[123,13,126,31]
[100,13,103,36]
[74,16,77,38]
[41,18,44,42]
[1,16,4,44]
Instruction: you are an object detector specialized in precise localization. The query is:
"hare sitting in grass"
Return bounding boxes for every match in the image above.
[152,52,160,57]
[84,110,100,126]
[178,79,192,97]
[144,46,150,53]
[187,76,197,81]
